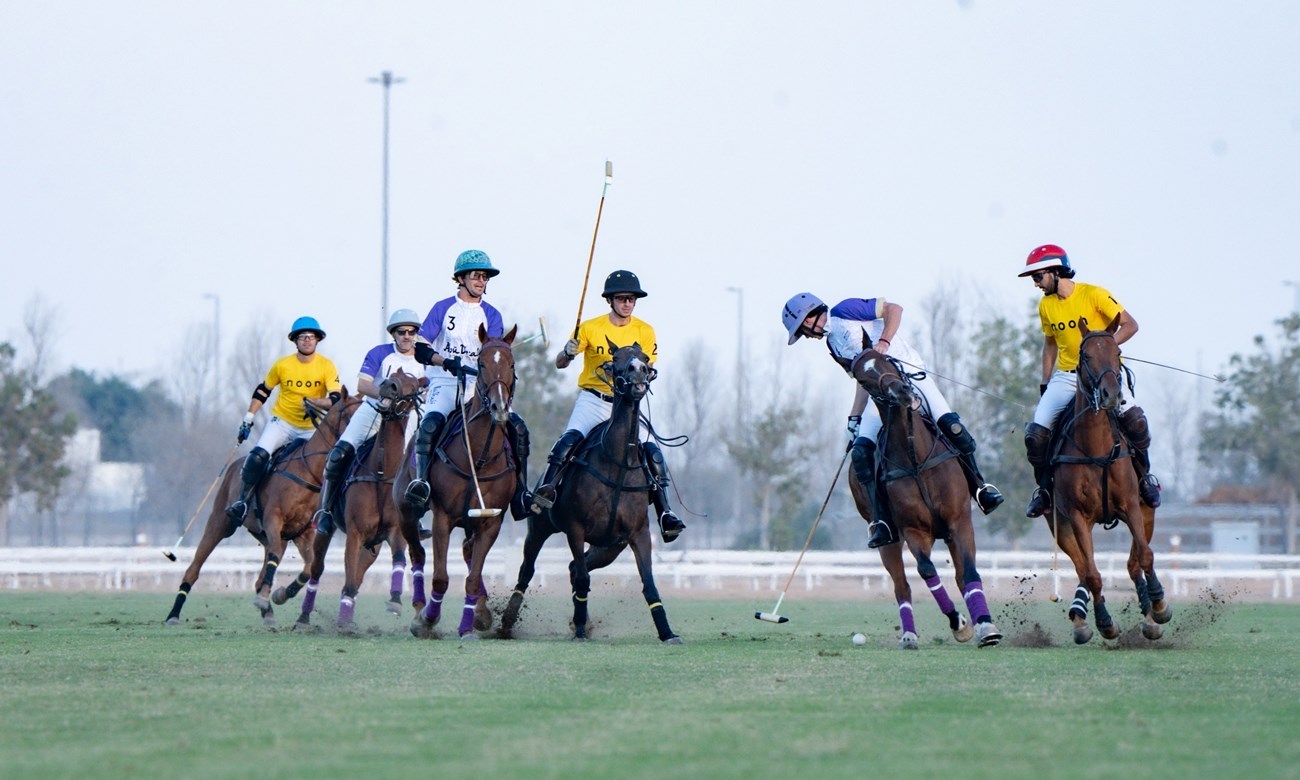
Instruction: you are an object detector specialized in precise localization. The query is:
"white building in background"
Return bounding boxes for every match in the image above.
[64,429,144,513]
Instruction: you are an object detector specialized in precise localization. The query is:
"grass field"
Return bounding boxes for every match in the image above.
[2,585,1297,779]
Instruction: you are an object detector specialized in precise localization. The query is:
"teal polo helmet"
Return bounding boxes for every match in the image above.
[288,316,326,342]
[451,249,500,282]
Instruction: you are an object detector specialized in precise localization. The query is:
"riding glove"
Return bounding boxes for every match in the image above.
[237,412,254,443]
[563,339,581,358]
[847,415,861,443]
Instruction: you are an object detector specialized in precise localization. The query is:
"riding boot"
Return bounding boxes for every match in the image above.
[507,413,532,521]
[530,429,585,512]
[1118,406,1162,508]
[851,437,897,548]
[936,412,1005,516]
[403,411,445,510]
[314,440,355,535]
[225,447,271,534]
[643,441,686,543]
[1024,422,1053,518]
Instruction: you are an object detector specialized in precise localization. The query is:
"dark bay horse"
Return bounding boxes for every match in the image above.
[284,370,425,629]
[1044,315,1171,644]
[501,340,682,644]
[398,325,518,640]
[849,342,1001,648]
[164,391,358,626]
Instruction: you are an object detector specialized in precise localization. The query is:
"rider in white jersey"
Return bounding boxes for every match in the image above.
[313,308,425,534]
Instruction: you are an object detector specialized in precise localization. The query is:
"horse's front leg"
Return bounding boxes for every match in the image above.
[337,526,369,629]
[501,516,555,637]
[165,503,230,625]
[387,525,408,614]
[1137,504,1172,625]
[1060,508,1114,643]
[459,520,502,638]
[906,534,974,645]
[252,515,287,627]
[947,524,1000,647]
[877,542,919,649]
[567,532,592,641]
[628,525,680,644]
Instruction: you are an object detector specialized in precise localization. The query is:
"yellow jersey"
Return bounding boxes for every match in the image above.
[572,314,658,393]
[264,353,342,428]
[1038,282,1125,372]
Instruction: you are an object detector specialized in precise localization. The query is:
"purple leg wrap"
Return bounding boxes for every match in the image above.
[389,564,404,595]
[898,600,917,635]
[963,580,991,622]
[301,579,319,613]
[422,590,444,623]
[925,575,956,614]
[337,595,355,626]
[411,567,426,605]
[458,594,479,636]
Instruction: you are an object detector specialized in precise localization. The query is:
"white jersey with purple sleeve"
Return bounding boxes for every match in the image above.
[357,343,422,383]
[418,296,505,384]
[826,297,924,373]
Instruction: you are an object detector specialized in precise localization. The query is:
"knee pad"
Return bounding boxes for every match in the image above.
[850,437,877,482]
[419,411,445,437]
[937,412,975,455]
[1024,423,1051,466]
[508,412,531,458]
[242,447,271,482]
[325,441,355,478]
[549,429,584,464]
[1118,406,1151,450]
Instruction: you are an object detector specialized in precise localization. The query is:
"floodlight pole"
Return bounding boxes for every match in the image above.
[369,70,406,337]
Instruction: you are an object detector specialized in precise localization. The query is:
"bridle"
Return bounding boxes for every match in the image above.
[1075,330,1130,413]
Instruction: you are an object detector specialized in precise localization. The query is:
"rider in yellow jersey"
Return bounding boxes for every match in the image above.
[224,316,342,531]
[1018,244,1161,517]
[528,270,685,543]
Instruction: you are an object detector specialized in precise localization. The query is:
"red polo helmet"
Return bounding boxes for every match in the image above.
[1019,244,1074,278]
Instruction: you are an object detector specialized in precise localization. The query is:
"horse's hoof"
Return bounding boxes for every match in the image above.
[1100,624,1120,641]
[662,635,684,645]
[975,622,1003,648]
[459,632,480,641]
[164,617,180,626]
[571,635,589,643]
[409,617,434,640]
[1073,626,1093,645]
[899,631,919,650]
[1153,604,1173,625]
[294,614,311,628]
[252,595,271,612]
[1141,620,1163,641]
[501,593,524,631]
[262,614,277,628]
[271,588,289,606]
[952,614,974,643]
[473,604,493,632]
[385,599,402,616]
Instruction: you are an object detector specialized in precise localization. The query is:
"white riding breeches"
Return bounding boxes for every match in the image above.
[860,368,953,442]
[252,416,315,454]
[563,390,647,441]
[1032,369,1136,430]
[424,379,471,420]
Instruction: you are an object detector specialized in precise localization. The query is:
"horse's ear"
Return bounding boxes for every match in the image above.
[340,385,349,399]
[478,323,489,344]
[1078,316,1089,333]
[503,324,518,344]
[861,326,874,350]
[605,336,619,354]
[1105,312,1122,334]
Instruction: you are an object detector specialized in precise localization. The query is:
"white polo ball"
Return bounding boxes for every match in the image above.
[851,632,867,645]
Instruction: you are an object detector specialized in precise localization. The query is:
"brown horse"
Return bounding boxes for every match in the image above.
[849,342,1001,648]
[501,340,682,644]
[398,324,518,640]
[1044,315,1171,644]
[164,391,358,626]
[281,370,426,629]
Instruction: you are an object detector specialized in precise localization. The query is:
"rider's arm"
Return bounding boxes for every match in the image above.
[1041,335,1057,384]
[877,300,903,348]
[1115,310,1139,346]
[356,374,380,399]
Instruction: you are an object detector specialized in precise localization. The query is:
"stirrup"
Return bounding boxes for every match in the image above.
[225,500,248,523]
[658,510,685,543]
[1025,488,1051,518]
[403,479,430,508]
[530,484,556,512]
[313,509,334,535]
[975,483,1004,515]
[867,520,896,549]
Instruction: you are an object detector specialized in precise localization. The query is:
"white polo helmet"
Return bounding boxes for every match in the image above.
[387,308,422,334]
[782,293,827,345]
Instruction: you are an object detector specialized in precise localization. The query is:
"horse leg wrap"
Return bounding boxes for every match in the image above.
[389,564,404,596]
[259,555,280,592]
[649,602,676,642]
[338,595,355,626]
[1069,585,1090,621]
[898,600,917,636]
[924,575,956,615]
[458,594,479,636]
[302,579,319,614]
[961,580,991,623]
[422,590,444,624]
[165,582,192,622]
[411,567,426,609]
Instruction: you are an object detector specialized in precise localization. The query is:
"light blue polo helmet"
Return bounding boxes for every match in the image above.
[288,316,326,341]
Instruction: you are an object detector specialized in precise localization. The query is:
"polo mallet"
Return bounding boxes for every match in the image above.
[517,317,550,347]
[756,448,851,623]
[163,443,240,561]
[572,160,613,340]
[455,367,501,519]
[1047,505,1061,602]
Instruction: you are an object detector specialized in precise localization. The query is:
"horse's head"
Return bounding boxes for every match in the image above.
[1077,315,1124,412]
[849,331,913,409]
[375,369,425,420]
[475,323,517,424]
[603,337,657,403]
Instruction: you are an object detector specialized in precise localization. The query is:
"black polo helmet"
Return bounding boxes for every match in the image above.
[602,270,647,299]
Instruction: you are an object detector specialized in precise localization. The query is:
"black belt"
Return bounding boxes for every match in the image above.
[584,388,615,403]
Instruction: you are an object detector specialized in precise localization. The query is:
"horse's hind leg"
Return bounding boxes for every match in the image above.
[948,526,1000,647]
[628,530,680,644]
[274,534,318,605]
[386,542,407,615]
[501,518,554,636]
[878,543,919,649]
[1137,505,1172,626]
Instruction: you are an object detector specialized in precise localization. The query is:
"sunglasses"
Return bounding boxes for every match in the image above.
[612,295,637,304]
[1030,271,1051,283]
[392,328,417,336]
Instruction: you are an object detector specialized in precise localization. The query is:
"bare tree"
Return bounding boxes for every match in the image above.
[170,322,216,426]
[916,277,967,408]
[22,294,59,384]
[1152,375,1199,502]
[228,310,280,420]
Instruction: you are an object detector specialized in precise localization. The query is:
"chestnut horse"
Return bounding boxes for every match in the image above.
[501,340,682,644]
[281,370,426,628]
[849,342,1001,648]
[1044,315,1171,644]
[164,391,358,626]
[398,325,518,640]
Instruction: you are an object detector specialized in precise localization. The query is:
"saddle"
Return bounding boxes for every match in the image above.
[565,421,655,493]
[226,439,314,543]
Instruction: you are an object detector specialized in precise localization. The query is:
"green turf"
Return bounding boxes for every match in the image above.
[1,588,1297,779]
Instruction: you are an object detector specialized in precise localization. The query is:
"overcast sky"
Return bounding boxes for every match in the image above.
[4,3,1299,419]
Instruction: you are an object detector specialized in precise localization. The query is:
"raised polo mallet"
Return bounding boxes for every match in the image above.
[756,448,851,623]
[163,444,239,561]
[516,317,550,347]
[572,161,613,340]
[455,366,501,519]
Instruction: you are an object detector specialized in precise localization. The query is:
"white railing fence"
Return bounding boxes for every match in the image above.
[3,545,1299,601]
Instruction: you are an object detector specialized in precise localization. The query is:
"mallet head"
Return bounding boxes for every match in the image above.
[163,550,178,562]
[754,611,789,624]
